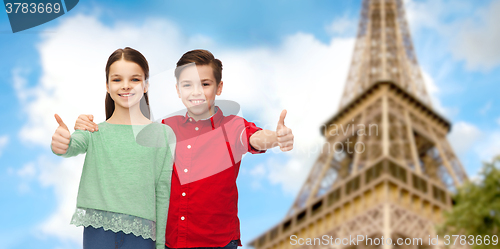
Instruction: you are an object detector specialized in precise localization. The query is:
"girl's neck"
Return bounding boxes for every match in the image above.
[107,104,151,125]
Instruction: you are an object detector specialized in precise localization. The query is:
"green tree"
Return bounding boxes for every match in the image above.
[438,156,500,248]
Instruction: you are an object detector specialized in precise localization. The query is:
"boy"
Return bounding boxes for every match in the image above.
[74,49,294,249]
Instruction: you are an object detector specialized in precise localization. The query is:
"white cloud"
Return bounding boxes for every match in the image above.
[325,15,357,37]
[405,0,472,35]
[421,70,458,119]
[497,117,500,126]
[452,0,500,70]
[17,162,36,178]
[248,164,266,190]
[448,121,482,156]
[16,162,37,193]
[35,155,84,246]
[447,121,500,176]
[0,135,8,157]
[476,131,500,162]
[405,0,500,71]
[266,156,309,195]
[249,164,266,177]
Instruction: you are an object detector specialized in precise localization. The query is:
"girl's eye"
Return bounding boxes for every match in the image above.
[132,78,140,82]
[112,79,121,82]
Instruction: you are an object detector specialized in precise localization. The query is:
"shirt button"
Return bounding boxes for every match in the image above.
[195,127,199,131]
[182,192,186,196]
[184,169,188,173]
[189,118,192,122]
[187,145,191,149]
[181,216,185,220]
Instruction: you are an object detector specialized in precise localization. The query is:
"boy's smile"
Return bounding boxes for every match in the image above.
[176,64,223,121]
[189,99,206,105]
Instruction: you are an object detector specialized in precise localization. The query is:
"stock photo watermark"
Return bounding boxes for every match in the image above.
[290,234,499,247]
[254,119,379,157]
[4,0,79,33]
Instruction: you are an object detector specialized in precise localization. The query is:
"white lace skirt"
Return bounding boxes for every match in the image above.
[70,207,156,240]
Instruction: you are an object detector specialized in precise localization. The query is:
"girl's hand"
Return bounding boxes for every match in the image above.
[51,114,71,154]
[75,114,98,132]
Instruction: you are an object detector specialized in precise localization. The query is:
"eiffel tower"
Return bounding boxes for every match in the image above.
[250,0,468,248]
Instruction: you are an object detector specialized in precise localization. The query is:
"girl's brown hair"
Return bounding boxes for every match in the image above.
[105,47,150,120]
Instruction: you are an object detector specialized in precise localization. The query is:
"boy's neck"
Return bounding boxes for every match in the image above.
[107,104,151,125]
[187,106,218,121]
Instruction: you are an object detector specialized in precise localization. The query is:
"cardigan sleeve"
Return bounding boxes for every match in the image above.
[52,129,90,157]
[155,125,176,249]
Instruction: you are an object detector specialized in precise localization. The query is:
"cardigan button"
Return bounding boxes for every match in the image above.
[181,216,185,220]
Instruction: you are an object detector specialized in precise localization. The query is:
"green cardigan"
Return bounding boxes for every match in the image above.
[54,121,175,248]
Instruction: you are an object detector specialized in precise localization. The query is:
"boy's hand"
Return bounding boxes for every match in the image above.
[52,114,71,154]
[75,114,98,132]
[276,110,294,152]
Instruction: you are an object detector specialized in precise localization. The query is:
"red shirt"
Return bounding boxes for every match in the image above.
[162,108,265,248]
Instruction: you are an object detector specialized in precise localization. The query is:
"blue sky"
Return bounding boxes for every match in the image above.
[1,0,500,249]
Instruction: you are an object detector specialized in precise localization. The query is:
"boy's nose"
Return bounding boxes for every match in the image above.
[192,84,203,95]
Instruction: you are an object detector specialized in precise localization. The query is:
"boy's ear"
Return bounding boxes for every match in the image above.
[175,83,181,98]
[216,81,223,96]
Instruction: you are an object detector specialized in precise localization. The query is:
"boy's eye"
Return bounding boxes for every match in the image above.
[203,83,210,86]
[183,84,191,87]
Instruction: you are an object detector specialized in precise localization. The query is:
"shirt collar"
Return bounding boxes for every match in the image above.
[182,106,223,124]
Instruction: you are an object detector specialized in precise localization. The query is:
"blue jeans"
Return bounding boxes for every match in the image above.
[83,226,154,249]
[165,240,239,249]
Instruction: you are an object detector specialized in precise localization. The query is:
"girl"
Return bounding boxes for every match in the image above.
[51,47,175,249]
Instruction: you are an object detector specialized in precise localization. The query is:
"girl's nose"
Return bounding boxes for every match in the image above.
[122,80,132,89]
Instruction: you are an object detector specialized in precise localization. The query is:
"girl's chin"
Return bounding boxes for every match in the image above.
[115,100,141,109]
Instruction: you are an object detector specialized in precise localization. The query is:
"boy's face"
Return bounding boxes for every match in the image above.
[176,64,223,121]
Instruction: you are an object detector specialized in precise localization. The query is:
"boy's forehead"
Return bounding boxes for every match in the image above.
[179,64,214,81]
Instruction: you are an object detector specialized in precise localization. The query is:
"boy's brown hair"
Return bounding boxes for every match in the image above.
[175,49,223,84]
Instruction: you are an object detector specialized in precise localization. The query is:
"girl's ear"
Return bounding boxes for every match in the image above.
[106,83,110,94]
[144,80,149,93]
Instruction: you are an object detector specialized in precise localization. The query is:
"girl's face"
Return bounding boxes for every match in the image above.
[107,59,148,110]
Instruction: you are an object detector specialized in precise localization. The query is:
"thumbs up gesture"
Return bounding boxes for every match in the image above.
[51,114,71,154]
[276,110,294,152]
